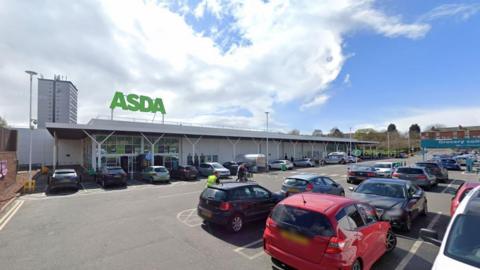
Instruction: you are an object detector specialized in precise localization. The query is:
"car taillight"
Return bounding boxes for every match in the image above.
[348,171,354,176]
[416,175,427,180]
[219,202,231,211]
[367,172,375,177]
[392,173,400,178]
[306,183,314,191]
[266,218,277,229]
[326,237,345,254]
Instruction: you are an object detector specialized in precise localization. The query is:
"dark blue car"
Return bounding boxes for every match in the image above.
[438,158,462,171]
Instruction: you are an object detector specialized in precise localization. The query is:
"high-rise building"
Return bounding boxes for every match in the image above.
[37,76,78,128]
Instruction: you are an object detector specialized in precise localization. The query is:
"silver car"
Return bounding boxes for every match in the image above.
[324,153,348,164]
[281,174,345,197]
[268,160,294,170]
[198,162,230,178]
[293,158,315,167]
[47,169,80,193]
[392,166,437,189]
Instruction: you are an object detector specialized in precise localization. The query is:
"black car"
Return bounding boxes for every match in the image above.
[47,169,80,193]
[170,165,199,180]
[415,161,449,182]
[349,178,428,232]
[347,165,377,184]
[223,161,239,176]
[197,182,283,233]
[98,166,127,188]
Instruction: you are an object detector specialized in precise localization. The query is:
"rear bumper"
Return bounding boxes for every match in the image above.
[151,175,170,182]
[48,181,79,190]
[197,206,231,225]
[414,180,436,187]
[347,176,368,182]
[103,177,127,185]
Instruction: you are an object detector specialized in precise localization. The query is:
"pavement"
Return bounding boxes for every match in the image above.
[0,155,478,270]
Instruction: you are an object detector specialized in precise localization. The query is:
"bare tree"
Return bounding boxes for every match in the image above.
[312,129,323,136]
[288,129,300,135]
[328,127,344,138]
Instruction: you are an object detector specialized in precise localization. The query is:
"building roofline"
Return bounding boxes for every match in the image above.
[38,78,78,92]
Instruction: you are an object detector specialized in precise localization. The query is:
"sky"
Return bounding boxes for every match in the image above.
[0,0,479,134]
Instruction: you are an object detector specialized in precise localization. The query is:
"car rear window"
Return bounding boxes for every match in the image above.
[154,167,167,173]
[283,178,308,187]
[55,170,75,175]
[396,168,424,174]
[201,188,227,201]
[416,163,437,169]
[271,204,334,237]
[374,164,391,168]
[108,168,124,174]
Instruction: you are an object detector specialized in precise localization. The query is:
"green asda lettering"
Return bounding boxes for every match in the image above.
[110,91,166,114]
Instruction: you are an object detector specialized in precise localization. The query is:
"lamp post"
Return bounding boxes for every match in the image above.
[25,70,37,182]
[349,127,352,156]
[265,112,269,171]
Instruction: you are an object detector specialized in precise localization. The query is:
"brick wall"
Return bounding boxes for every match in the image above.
[0,151,22,207]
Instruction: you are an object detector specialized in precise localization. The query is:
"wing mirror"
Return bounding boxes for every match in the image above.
[348,186,355,192]
[412,194,422,199]
[420,228,442,247]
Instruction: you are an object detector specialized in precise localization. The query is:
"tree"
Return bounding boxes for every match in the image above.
[0,116,7,128]
[312,129,323,136]
[328,127,344,138]
[288,129,300,135]
[409,124,421,134]
[387,123,397,133]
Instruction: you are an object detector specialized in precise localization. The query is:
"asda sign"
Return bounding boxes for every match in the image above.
[110,91,166,114]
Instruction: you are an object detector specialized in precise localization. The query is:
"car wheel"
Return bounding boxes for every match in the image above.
[421,202,428,216]
[402,214,412,232]
[228,214,244,233]
[385,230,397,252]
[352,259,362,270]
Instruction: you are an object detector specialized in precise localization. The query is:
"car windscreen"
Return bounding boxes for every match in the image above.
[374,164,391,168]
[201,188,227,201]
[283,178,308,187]
[351,166,373,171]
[356,182,405,199]
[211,163,224,169]
[396,168,424,174]
[107,168,124,174]
[271,204,334,237]
[328,155,343,159]
[154,167,167,173]
[444,214,480,268]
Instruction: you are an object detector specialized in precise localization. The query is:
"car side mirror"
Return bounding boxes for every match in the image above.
[348,186,355,192]
[412,194,422,199]
[420,228,442,247]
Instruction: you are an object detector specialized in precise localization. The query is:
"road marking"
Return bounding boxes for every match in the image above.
[329,174,339,177]
[159,190,201,199]
[441,182,454,194]
[80,183,88,193]
[0,200,24,231]
[234,239,265,260]
[394,212,442,270]
[177,208,203,227]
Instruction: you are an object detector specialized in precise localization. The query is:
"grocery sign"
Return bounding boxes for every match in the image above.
[110,91,166,114]
[421,139,480,148]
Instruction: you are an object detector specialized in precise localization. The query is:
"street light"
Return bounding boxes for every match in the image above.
[265,112,269,171]
[25,70,37,182]
[349,127,352,156]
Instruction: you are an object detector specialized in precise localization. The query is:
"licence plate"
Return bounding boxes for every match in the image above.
[288,188,299,193]
[114,175,121,178]
[201,209,212,218]
[280,231,309,245]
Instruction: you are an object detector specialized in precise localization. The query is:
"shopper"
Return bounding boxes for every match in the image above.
[206,171,220,188]
[237,164,248,182]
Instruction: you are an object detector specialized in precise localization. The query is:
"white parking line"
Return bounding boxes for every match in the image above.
[441,182,454,194]
[329,174,339,177]
[234,239,265,260]
[394,212,442,270]
[0,200,24,231]
[80,183,88,193]
[177,208,203,227]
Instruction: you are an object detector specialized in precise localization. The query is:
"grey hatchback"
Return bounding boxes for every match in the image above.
[281,174,345,197]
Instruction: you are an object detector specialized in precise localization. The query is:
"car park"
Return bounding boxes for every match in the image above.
[264,193,397,270]
[281,174,345,197]
[349,178,428,232]
[373,162,402,178]
[170,165,199,180]
[197,182,283,232]
[47,168,80,193]
[324,152,348,165]
[197,162,231,178]
[222,161,239,175]
[268,160,294,170]
[293,158,315,167]
[450,182,480,216]
[392,166,437,189]
[141,166,170,183]
[98,166,127,188]
[347,165,377,184]
[420,186,480,270]
[415,161,449,182]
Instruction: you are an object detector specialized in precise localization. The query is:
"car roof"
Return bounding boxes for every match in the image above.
[280,193,355,216]
[462,182,480,189]
[149,166,166,168]
[286,174,319,181]
[209,181,260,190]
[362,178,410,185]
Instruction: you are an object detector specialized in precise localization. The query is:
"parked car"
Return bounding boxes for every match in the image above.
[420,186,480,270]
[98,166,127,188]
[170,165,198,180]
[268,160,294,170]
[324,152,348,164]
[281,174,345,197]
[293,158,315,167]
[347,165,377,184]
[197,182,283,232]
[450,182,480,216]
[264,193,397,270]
[392,166,437,189]
[47,169,80,193]
[222,161,239,175]
[349,178,428,232]
[436,158,462,171]
[373,161,402,178]
[141,166,170,183]
[236,154,267,172]
[347,155,361,163]
[415,161,449,182]
[198,162,230,178]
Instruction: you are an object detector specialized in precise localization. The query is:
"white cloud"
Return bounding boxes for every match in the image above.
[0,0,431,130]
[420,3,480,22]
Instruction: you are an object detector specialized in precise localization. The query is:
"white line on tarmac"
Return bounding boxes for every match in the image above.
[80,183,88,193]
[158,190,200,199]
[0,200,24,231]
[234,239,265,260]
[329,174,339,177]
[394,212,442,270]
[441,182,454,194]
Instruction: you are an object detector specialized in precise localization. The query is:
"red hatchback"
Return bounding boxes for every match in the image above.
[263,193,396,270]
[450,182,480,216]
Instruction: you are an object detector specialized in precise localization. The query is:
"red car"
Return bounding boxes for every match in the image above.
[263,193,396,270]
[450,182,480,216]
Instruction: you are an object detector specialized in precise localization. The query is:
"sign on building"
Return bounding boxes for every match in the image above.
[110,91,166,114]
[421,138,480,149]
